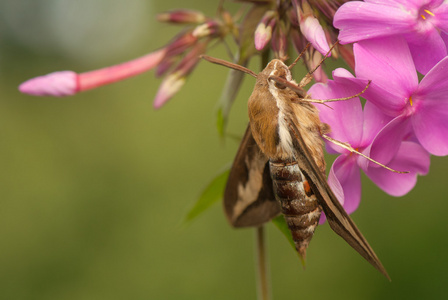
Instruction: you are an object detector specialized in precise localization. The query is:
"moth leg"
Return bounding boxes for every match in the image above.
[296,80,371,104]
[321,134,409,174]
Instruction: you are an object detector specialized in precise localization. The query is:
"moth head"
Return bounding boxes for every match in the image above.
[265,59,292,90]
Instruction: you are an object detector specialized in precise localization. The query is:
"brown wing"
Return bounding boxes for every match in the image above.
[224,125,280,227]
[286,118,390,280]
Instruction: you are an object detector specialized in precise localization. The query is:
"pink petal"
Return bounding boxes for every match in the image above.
[412,101,448,156]
[364,141,430,196]
[364,0,414,7]
[407,30,447,75]
[416,56,448,95]
[361,101,393,147]
[309,68,365,153]
[319,155,349,224]
[367,115,412,167]
[334,1,414,44]
[332,155,361,215]
[412,57,448,155]
[441,31,448,48]
[354,37,418,116]
[434,2,448,32]
[19,71,78,97]
[300,16,330,55]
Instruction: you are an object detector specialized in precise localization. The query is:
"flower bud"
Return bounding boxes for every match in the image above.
[300,15,330,55]
[271,25,288,60]
[254,11,276,51]
[19,71,78,97]
[153,42,207,108]
[153,72,186,109]
[19,49,167,97]
[192,21,221,38]
[157,9,206,24]
[165,32,198,58]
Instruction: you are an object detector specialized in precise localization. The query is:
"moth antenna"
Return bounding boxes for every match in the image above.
[200,55,257,78]
[299,40,340,88]
[321,134,409,174]
[298,81,372,104]
[288,43,311,70]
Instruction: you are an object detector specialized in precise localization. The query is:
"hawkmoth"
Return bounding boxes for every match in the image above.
[201,51,390,280]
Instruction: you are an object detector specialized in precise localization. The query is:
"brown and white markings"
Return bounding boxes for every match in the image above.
[201,53,390,280]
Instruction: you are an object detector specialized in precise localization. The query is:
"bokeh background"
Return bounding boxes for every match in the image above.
[1,1,447,299]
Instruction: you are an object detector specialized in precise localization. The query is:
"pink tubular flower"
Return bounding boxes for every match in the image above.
[334,0,448,74]
[354,36,448,156]
[19,49,166,97]
[309,68,430,215]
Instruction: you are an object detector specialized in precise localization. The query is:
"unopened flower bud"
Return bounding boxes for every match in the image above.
[156,56,176,77]
[19,49,167,97]
[192,21,220,38]
[157,9,206,24]
[153,42,207,108]
[271,25,288,60]
[19,71,78,97]
[300,15,330,55]
[165,32,198,58]
[292,0,330,55]
[254,11,276,51]
[153,72,186,109]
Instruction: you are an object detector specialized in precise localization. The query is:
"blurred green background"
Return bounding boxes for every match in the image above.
[1,1,447,299]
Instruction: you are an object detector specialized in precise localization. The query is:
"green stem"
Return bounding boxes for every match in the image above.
[255,226,271,300]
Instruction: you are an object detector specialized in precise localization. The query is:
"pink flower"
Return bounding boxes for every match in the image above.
[309,68,430,215]
[334,0,448,74]
[354,36,448,156]
[19,29,204,108]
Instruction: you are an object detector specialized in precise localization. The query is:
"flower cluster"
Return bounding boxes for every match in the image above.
[18,0,448,217]
[309,0,448,214]
[19,1,350,110]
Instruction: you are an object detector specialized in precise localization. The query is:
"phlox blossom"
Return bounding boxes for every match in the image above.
[309,68,430,215]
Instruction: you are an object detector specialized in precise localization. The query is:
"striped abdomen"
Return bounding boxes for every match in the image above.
[269,160,322,260]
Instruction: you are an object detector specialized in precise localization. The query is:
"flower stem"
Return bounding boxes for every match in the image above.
[255,226,271,300]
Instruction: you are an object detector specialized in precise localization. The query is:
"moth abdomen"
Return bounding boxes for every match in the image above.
[270,160,322,259]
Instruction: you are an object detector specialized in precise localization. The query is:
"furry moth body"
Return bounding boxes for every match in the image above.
[213,56,390,279]
[247,59,329,259]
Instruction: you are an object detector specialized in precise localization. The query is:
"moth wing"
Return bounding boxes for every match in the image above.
[287,118,390,280]
[224,125,280,227]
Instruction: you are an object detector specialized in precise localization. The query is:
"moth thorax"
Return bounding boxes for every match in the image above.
[267,62,296,160]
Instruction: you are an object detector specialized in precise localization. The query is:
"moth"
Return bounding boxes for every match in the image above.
[201,49,390,280]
